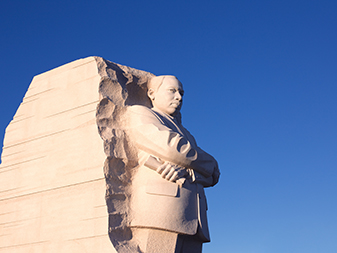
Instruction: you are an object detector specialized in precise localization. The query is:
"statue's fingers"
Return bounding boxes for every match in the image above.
[156,163,168,174]
[169,171,178,182]
[160,166,171,178]
[165,168,176,181]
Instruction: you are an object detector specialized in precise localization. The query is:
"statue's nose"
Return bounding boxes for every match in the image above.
[175,91,182,101]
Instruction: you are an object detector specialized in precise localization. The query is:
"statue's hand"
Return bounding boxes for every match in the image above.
[156,162,188,182]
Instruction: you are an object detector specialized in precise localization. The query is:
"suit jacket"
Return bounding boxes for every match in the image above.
[125,105,219,242]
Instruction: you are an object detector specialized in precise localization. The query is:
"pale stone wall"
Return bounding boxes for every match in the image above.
[0,57,116,252]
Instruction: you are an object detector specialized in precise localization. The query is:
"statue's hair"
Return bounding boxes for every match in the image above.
[148,75,179,91]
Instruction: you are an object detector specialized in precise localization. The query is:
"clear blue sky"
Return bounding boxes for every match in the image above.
[1,1,337,252]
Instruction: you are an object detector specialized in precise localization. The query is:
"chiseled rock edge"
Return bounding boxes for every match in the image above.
[94,57,155,252]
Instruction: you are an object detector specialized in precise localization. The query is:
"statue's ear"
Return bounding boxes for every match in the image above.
[147,88,155,101]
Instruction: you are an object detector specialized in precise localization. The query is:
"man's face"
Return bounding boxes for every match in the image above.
[149,77,184,116]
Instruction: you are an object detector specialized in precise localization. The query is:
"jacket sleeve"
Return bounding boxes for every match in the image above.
[126,106,217,178]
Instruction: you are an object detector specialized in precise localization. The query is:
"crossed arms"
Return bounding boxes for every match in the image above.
[127,105,220,187]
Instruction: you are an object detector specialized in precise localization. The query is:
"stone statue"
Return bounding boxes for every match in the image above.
[0,57,218,252]
[126,75,220,252]
[97,72,220,252]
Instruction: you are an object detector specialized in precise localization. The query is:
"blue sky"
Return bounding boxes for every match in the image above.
[1,1,337,252]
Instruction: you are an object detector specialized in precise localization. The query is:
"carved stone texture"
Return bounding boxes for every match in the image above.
[0,57,153,253]
[96,58,155,252]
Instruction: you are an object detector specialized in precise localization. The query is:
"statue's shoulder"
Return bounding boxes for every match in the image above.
[127,105,155,117]
[126,105,163,126]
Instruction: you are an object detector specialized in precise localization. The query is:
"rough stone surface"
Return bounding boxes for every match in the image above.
[96,58,155,252]
[0,57,153,252]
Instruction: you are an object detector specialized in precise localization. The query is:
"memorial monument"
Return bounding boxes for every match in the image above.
[0,57,220,253]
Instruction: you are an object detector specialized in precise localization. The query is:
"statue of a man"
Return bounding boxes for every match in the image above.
[125,75,220,253]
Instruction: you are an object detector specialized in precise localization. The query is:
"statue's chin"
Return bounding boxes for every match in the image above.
[153,105,181,117]
[170,110,181,117]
